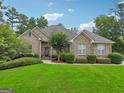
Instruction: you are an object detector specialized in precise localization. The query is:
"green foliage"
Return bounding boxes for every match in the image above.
[0,61,6,64]
[49,32,68,61]
[75,58,87,63]
[0,57,42,70]
[51,54,57,62]
[108,52,124,64]
[0,23,31,61]
[60,52,74,63]
[37,16,48,28]
[87,54,96,64]
[49,32,68,49]
[16,14,29,34]
[97,57,111,64]
[94,15,120,40]
[27,17,36,29]
[5,7,19,28]
[13,53,39,59]
[94,15,124,54]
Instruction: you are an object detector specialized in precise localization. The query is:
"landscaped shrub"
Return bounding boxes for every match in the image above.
[51,54,57,62]
[97,57,111,64]
[0,57,43,70]
[60,52,74,63]
[0,61,6,64]
[108,52,124,64]
[75,58,87,63]
[13,53,39,59]
[60,53,66,62]
[87,54,96,64]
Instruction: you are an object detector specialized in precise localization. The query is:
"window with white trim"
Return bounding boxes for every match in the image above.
[97,44,105,55]
[78,44,86,55]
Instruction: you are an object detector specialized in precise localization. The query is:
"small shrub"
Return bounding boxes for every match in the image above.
[97,57,111,64]
[75,58,87,63]
[60,53,66,62]
[51,54,57,62]
[87,54,96,64]
[108,52,124,64]
[60,52,74,63]
[0,57,43,70]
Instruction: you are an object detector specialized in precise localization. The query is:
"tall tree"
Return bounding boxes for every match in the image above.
[16,14,29,34]
[49,32,68,62]
[5,7,19,29]
[27,17,36,29]
[0,0,7,22]
[94,15,120,40]
[37,16,48,28]
[94,15,124,54]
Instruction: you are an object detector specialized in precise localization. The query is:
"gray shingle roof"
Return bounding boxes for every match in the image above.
[31,25,114,43]
[41,25,77,40]
[83,30,114,43]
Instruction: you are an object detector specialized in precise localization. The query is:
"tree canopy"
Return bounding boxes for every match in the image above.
[49,32,68,62]
[94,15,124,54]
[0,23,31,60]
[0,0,48,34]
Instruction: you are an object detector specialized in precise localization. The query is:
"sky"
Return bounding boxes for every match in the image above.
[4,0,116,30]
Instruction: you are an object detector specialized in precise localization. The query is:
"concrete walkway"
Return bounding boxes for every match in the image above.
[42,60,124,65]
[122,61,124,65]
[42,60,53,64]
[42,60,67,64]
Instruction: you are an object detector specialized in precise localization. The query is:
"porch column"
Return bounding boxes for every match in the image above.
[39,38,42,58]
[50,47,53,59]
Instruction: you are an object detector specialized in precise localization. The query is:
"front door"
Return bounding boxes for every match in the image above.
[44,47,50,57]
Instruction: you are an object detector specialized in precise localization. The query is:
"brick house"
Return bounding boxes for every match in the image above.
[19,25,114,59]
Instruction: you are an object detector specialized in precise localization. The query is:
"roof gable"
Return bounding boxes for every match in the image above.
[19,25,114,44]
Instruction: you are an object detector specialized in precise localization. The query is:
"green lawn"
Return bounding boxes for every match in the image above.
[0,64,124,93]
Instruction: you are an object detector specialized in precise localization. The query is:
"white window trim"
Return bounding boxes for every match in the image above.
[77,44,86,55]
[97,44,105,55]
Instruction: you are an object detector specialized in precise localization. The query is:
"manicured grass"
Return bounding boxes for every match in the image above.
[0,64,124,93]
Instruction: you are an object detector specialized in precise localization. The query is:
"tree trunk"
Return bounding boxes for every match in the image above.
[56,49,60,62]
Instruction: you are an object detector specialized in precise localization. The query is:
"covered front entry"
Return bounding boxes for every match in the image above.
[44,47,50,57]
[41,42,51,59]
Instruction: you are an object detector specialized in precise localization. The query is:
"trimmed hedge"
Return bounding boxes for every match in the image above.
[0,57,43,70]
[108,52,124,64]
[87,54,96,64]
[75,58,87,63]
[97,57,111,64]
[0,61,6,64]
[13,53,39,59]
[60,53,74,63]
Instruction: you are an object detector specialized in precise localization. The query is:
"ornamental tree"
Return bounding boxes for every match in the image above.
[49,32,68,62]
